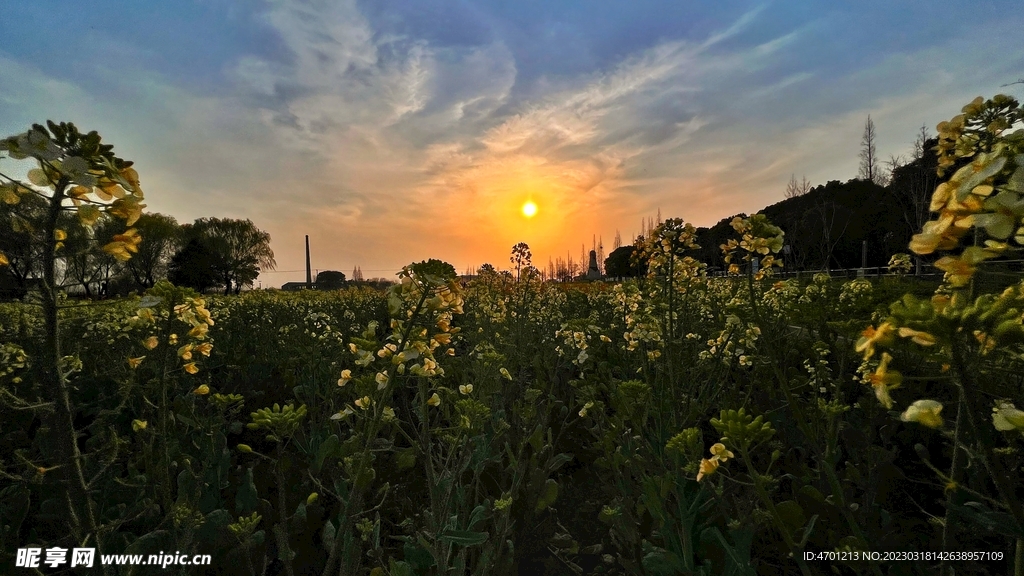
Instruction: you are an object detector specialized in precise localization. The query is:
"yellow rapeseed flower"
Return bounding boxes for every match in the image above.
[709,443,734,463]
[459,384,473,395]
[869,352,901,409]
[900,400,943,428]
[127,356,144,369]
[132,419,148,432]
[102,228,142,261]
[992,402,1024,432]
[143,336,159,350]
[338,369,352,387]
[696,457,719,482]
[500,367,512,381]
[897,327,937,346]
[183,362,199,375]
[188,323,208,339]
[856,322,895,360]
[194,343,213,356]
[427,392,441,407]
[330,407,355,421]
[355,396,371,410]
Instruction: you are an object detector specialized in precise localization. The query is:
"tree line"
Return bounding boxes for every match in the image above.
[605,121,963,277]
[0,200,275,298]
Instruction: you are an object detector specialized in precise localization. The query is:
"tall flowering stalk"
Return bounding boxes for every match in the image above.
[0,122,145,570]
[322,259,464,576]
[857,95,1024,575]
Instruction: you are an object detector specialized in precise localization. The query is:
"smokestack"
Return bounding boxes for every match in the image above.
[305,235,312,288]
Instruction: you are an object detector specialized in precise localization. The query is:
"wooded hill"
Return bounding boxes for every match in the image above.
[691,138,946,272]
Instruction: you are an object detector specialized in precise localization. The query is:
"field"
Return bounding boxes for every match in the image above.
[2,255,1023,575]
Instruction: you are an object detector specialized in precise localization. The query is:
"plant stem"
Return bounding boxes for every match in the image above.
[273,442,296,576]
[41,179,110,574]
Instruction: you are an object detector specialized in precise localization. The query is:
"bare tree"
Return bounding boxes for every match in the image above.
[785,174,812,198]
[808,196,851,270]
[613,229,622,250]
[859,115,882,185]
[881,154,906,188]
[912,124,931,160]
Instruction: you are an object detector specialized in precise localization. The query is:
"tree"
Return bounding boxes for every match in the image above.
[881,154,906,188]
[315,270,346,290]
[168,238,218,293]
[605,245,646,278]
[185,217,276,294]
[785,174,811,198]
[0,190,47,298]
[859,115,882,185]
[123,213,180,291]
[58,211,109,297]
[912,124,931,160]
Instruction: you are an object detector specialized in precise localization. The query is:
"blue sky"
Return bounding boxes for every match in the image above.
[2,1,1023,283]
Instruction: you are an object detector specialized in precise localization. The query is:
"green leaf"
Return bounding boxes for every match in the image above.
[949,501,1024,539]
[468,504,488,531]
[176,469,196,503]
[641,541,686,576]
[124,531,172,576]
[535,478,559,512]
[528,425,544,452]
[774,500,806,535]
[293,501,307,524]
[798,485,825,503]
[322,519,336,551]
[545,452,573,475]
[197,509,232,543]
[236,467,258,515]
[957,155,1007,200]
[175,412,200,429]
[403,541,435,571]
[438,529,489,547]
[388,559,414,576]
[396,447,416,471]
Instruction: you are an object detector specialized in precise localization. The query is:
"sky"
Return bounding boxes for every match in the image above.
[2,1,1023,285]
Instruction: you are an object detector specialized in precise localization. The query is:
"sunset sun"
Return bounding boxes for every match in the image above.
[521,200,538,218]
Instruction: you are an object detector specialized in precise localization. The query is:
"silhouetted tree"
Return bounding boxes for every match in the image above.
[785,174,811,198]
[184,218,276,294]
[859,115,882,185]
[123,213,180,291]
[168,239,218,293]
[605,245,645,278]
[0,191,47,297]
[58,212,112,297]
[315,270,346,290]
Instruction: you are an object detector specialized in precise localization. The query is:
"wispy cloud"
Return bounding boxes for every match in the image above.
[1,0,1023,281]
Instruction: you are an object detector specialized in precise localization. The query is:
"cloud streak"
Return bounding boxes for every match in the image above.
[1,0,1023,282]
